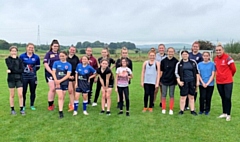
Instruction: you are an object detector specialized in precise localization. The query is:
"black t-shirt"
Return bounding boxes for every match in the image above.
[67,55,79,76]
[98,57,115,67]
[160,57,178,85]
[115,57,133,71]
[183,61,194,82]
[97,67,114,85]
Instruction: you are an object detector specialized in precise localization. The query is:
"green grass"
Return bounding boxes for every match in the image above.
[0,58,240,142]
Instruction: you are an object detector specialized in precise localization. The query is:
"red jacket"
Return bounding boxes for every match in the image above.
[214,53,236,84]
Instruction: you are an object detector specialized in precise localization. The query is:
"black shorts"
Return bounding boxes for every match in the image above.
[76,87,90,93]
[8,80,23,88]
[45,72,54,83]
[179,81,195,96]
[56,85,68,91]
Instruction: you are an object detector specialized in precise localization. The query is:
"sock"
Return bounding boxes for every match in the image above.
[74,100,79,111]
[11,107,14,111]
[83,100,88,111]
[162,98,166,110]
[48,101,54,107]
[20,107,23,111]
[170,98,174,110]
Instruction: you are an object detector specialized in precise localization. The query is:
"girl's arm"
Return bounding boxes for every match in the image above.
[89,73,97,80]
[156,62,160,87]
[206,71,215,86]
[36,56,41,71]
[99,76,105,87]
[59,72,71,83]
[105,73,111,88]
[115,73,118,91]
[141,61,146,87]
[75,73,78,88]
[44,63,52,74]
[52,70,57,81]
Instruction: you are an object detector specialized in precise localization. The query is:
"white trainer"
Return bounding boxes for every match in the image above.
[226,115,231,121]
[218,114,227,118]
[83,111,89,115]
[162,109,166,114]
[92,102,97,106]
[73,111,78,116]
[169,110,173,115]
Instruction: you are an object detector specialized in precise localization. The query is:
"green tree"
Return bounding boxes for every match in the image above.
[224,40,240,53]
[198,40,215,50]
[76,42,82,49]
[82,41,91,48]
[0,39,11,50]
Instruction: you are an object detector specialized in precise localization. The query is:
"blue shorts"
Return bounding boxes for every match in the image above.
[56,85,68,91]
[76,87,90,93]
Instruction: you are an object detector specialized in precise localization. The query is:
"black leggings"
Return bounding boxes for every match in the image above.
[199,86,214,112]
[88,78,94,103]
[217,83,233,115]
[117,86,129,111]
[144,84,155,108]
[93,77,101,103]
[22,78,37,107]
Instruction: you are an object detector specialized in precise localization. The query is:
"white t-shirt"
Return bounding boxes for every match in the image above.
[116,67,132,87]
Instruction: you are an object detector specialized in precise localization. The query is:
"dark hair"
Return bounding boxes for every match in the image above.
[69,45,76,49]
[148,47,156,55]
[49,39,60,52]
[59,51,68,56]
[9,46,18,51]
[181,50,189,55]
[192,41,200,47]
[102,47,110,58]
[81,55,89,60]
[100,58,109,64]
[119,57,128,67]
[167,47,175,52]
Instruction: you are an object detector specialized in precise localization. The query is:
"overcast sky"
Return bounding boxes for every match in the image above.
[0,0,240,45]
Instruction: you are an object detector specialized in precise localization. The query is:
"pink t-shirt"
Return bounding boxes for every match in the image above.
[116,67,132,87]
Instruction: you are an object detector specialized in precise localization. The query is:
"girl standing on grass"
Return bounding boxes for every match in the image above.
[20,43,40,111]
[198,52,215,115]
[115,47,133,108]
[92,48,115,107]
[43,39,60,111]
[73,56,96,116]
[90,59,114,115]
[141,48,160,112]
[214,44,236,121]
[175,50,199,116]
[52,51,72,118]
[67,46,79,112]
[5,46,25,115]
[160,47,178,115]
[115,57,133,116]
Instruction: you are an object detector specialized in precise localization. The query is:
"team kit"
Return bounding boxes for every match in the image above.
[5,40,236,121]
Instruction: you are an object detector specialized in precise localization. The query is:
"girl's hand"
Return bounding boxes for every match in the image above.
[115,88,118,92]
[7,69,11,73]
[75,83,78,89]
[141,82,144,88]
[155,84,159,88]
[69,76,74,79]
[94,78,97,83]
[178,81,184,87]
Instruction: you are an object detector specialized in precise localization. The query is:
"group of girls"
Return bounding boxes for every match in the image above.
[5,40,236,121]
[141,42,236,121]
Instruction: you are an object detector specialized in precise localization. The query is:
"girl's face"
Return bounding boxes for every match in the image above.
[215,46,224,56]
[203,53,210,61]
[10,48,17,56]
[26,45,34,54]
[69,47,76,55]
[59,53,67,61]
[82,56,89,65]
[121,59,127,67]
[148,52,156,61]
[121,50,128,58]
[52,44,59,52]
[101,49,108,58]
[167,48,175,58]
[86,48,92,56]
[192,44,199,53]
[181,52,189,60]
[101,61,108,69]
[158,46,165,54]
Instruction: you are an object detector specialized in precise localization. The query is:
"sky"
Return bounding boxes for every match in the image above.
[0,0,240,46]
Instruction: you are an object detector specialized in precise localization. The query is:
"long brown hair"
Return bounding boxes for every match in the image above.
[49,39,60,52]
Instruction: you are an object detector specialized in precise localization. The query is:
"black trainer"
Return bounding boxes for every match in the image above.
[99,110,105,114]
[191,111,198,116]
[126,112,130,116]
[106,111,111,116]
[179,110,184,115]
[159,103,162,108]
[118,111,123,115]
[59,112,64,119]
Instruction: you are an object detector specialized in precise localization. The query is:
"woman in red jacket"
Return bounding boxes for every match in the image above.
[214,44,236,121]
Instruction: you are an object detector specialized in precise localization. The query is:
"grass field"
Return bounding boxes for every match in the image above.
[0,55,240,142]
